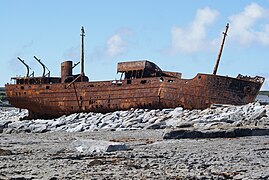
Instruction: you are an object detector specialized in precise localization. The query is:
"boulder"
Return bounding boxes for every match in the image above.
[0,120,11,133]
[30,124,48,133]
[72,139,128,154]
[250,108,267,120]
[144,121,166,129]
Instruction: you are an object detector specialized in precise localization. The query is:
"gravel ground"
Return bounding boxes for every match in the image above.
[1,130,269,179]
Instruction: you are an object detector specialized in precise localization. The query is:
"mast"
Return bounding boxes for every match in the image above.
[213,23,229,75]
[80,26,85,78]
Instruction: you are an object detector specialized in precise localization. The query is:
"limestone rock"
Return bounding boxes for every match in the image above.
[144,121,166,129]
[0,148,12,156]
[0,120,11,133]
[1,102,269,134]
[72,139,128,154]
[163,127,269,139]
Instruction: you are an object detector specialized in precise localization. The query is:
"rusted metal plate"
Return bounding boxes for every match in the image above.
[117,60,162,73]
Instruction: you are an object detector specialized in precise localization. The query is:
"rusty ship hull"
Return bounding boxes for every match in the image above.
[5,25,265,119]
[5,72,264,119]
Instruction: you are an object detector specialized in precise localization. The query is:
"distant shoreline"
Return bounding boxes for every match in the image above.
[259,91,269,96]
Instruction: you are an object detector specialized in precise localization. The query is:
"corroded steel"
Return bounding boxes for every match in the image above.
[61,61,73,83]
[17,57,31,77]
[117,60,161,72]
[213,23,229,75]
[34,56,51,77]
[4,26,265,119]
[81,26,85,77]
[5,60,264,119]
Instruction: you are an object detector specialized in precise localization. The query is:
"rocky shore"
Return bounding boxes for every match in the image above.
[1,103,269,179]
[1,102,269,134]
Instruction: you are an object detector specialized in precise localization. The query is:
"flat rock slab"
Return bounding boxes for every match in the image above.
[163,127,269,139]
[1,130,269,179]
[72,139,128,154]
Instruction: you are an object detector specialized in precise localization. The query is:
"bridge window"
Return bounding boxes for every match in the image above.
[131,70,137,79]
[137,70,143,78]
[125,71,132,79]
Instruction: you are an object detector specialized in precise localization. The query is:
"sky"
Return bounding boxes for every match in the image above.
[1,0,269,90]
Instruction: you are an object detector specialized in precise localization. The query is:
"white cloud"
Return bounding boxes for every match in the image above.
[229,3,269,46]
[105,28,133,57]
[106,34,126,57]
[63,46,80,61]
[169,7,219,54]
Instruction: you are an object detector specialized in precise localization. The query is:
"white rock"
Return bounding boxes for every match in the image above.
[72,139,128,154]
[31,124,48,133]
[166,118,180,128]
[148,117,159,124]
[250,108,267,120]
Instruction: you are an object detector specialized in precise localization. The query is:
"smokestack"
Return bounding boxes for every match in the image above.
[61,61,73,83]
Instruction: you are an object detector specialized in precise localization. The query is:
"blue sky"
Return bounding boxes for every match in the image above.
[1,0,269,89]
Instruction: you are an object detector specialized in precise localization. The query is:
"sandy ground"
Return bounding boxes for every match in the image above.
[1,130,269,180]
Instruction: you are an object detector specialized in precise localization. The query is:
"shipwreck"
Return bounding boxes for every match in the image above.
[5,24,265,119]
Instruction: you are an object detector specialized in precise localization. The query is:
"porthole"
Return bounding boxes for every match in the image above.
[141,80,147,84]
[244,86,251,93]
